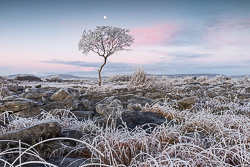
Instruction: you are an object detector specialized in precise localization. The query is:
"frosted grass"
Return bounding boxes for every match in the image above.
[0,74,250,166]
[1,99,250,166]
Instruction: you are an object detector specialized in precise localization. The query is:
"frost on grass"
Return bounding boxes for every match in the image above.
[0,74,250,166]
[1,100,250,166]
[108,74,131,82]
[43,75,63,82]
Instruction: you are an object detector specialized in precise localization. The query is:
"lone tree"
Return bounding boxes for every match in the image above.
[78,26,134,86]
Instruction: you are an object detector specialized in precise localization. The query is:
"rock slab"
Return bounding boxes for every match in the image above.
[51,89,73,101]
[0,120,62,145]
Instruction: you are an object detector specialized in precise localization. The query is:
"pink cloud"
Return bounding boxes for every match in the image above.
[6,62,98,76]
[59,21,67,24]
[130,23,179,46]
[206,18,250,46]
[40,63,97,72]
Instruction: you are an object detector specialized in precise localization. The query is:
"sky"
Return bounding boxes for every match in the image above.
[1,0,250,77]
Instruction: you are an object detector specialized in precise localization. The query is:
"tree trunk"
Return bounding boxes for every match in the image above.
[98,57,107,86]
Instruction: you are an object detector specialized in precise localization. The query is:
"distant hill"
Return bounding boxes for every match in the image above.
[6,74,95,79]
[6,74,38,79]
[42,74,93,79]
[6,73,249,80]
[230,74,249,79]
[148,74,226,79]
[149,74,249,79]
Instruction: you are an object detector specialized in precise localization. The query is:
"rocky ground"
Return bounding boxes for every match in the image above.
[0,74,250,166]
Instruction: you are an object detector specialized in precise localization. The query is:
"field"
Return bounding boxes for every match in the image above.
[0,71,250,167]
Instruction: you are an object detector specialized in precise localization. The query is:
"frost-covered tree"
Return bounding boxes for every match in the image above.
[78,26,134,86]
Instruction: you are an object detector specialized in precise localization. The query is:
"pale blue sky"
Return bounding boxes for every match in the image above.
[1,0,250,77]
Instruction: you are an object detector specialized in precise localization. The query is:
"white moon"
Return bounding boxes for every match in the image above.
[104,16,107,19]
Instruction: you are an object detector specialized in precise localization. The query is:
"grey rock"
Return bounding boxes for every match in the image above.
[223,83,234,89]
[25,92,48,99]
[4,101,32,112]
[61,129,84,139]
[7,85,25,92]
[0,120,62,145]
[135,92,143,97]
[41,99,79,111]
[231,85,245,91]
[144,91,166,99]
[2,95,20,101]
[96,98,123,117]
[201,82,210,86]
[221,92,237,100]
[25,87,52,94]
[189,84,200,91]
[0,104,4,112]
[127,103,142,112]
[14,75,42,82]
[208,86,224,92]
[0,98,40,112]
[6,85,18,92]
[11,108,42,118]
[116,110,168,130]
[111,88,129,94]
[25,88,41,93]
[42,96,49,104]
[94,94,154,117]
[80,91,112,101]
[0,87,13,98]
[213,96,229,102]
[82,99,92,111]
[238,94,250,100]
[178,96,196,109]
[35,84,42,88]
[206,91,221,98]
[46,156,89,167]
[51,88,73,101]
[245,86,250,93]
[19,93,26,98]
[112,94,154,107]
[72,110,95,118]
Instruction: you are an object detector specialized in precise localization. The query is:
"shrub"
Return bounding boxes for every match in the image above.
[128,67,167,90]
[246,74,249,81]
[129,66,147,86]
[197,76,208,82]
[108,74,131,82]
[44,75,63,82]
[127,67,155,90]
[181,76,195,83]
[209,75,231,83]
[161,75,169,82]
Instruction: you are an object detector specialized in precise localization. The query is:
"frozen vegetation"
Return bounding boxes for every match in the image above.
[0,69,250,166]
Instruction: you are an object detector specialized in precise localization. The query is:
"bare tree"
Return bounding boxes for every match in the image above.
[78,26,134,86]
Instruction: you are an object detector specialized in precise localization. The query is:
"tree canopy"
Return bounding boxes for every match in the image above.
[78,26,134,86]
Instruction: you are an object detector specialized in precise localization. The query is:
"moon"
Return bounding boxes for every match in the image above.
[104,16,107,19]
